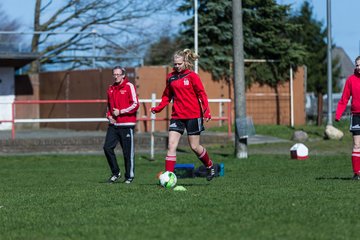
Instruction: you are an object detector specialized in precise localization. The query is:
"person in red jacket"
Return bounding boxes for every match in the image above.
[104,66,139,184]
[335,56,360,180]
[151,49,215,181]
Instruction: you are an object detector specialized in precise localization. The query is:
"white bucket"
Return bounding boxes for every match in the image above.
[290,143,308,160]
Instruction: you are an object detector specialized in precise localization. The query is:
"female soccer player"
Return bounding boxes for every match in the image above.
[151,49,215,181]
[336,56,360,180]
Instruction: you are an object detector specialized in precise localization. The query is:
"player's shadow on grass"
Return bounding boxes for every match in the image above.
[98,180,122,184]
[140,155,156,161]
[177,183,210,186]
[315,176,353,181]
[213,152,231,157]
[140,182,210,187]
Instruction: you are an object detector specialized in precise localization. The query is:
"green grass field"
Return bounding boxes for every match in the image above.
[1,122,358,240]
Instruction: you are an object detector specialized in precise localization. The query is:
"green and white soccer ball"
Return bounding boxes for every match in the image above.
[159,171,177,189]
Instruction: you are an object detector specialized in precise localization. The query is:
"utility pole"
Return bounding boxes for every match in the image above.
[194,0,199,74]
[232,0,247,158]
[327,0,333,125]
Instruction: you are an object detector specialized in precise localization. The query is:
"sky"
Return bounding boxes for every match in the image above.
[1,0,359,63]
[277,0,360,62]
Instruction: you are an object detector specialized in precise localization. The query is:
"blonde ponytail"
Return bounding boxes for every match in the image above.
[174,49,199,70]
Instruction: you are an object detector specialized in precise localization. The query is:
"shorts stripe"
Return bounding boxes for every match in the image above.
[197,118,202,132]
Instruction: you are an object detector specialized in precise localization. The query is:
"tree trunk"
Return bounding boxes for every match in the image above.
[274,85,280,125]
[30,0,42,73]
[317,92,323,126]
[232,0,247,158]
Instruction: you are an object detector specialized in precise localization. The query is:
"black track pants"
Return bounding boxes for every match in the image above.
[103,125,135,179]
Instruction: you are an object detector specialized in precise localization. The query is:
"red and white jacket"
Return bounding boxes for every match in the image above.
[152,69,211,119]
[106,77,139,126]
[336,71,360,120]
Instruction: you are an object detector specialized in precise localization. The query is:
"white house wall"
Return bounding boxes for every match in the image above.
[0,67,15,130]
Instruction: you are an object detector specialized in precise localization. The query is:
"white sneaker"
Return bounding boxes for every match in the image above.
[108,173,121,183]
[124,178,133,184]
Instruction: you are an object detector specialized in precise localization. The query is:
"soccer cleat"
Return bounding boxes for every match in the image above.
[206,165,215,181]
[124,178,134,184]
[353,174,360,180]
[108,172,121,183]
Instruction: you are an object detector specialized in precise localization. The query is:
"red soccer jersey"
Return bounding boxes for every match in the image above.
[336,73,360,120]
[106,78,139,126]
[153,69,210,119]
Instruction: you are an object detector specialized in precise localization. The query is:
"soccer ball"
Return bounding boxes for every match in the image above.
[158,171,177,189]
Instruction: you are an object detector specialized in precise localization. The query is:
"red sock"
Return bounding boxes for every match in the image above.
[198,148,213,168]
[165,155,176,172]
[352,151,360,174]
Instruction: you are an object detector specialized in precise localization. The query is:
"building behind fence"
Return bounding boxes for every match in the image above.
[11,66,305,132]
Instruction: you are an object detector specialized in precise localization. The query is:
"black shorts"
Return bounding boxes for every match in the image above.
[169,118,205,135]
[350,114,360,135]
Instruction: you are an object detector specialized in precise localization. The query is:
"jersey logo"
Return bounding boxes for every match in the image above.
[183,79,189,85]
[167,73,190,85]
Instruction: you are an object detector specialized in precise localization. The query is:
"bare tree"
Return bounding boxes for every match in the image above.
[30,0,174,72]
[0,3,22,52]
